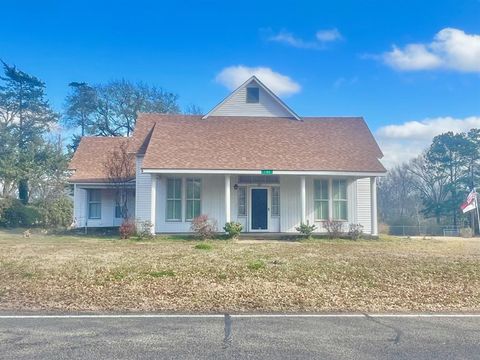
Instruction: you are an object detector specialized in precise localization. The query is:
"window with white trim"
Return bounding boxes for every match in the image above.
[166,178,182,221]
[333,179,348,220]
[238,186,246,217]
[88,189,101,219]
[271,187,280,217]
[314,180,329,220]
[246,87,259,103]
[186,178,201,220]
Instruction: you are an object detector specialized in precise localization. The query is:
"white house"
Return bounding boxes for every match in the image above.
[69,76,386,235]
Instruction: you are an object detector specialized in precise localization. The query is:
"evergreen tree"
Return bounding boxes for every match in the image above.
[0,61,59,203]
[426,132,471,227]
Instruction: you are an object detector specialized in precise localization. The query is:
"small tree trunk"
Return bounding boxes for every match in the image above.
[18,179,29,204]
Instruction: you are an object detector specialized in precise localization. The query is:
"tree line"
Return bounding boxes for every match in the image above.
[0,60,191,226]
[378,130,480,232]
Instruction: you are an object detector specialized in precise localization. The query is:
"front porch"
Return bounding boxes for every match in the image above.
[73,184,135,228]
[138,171,379,235]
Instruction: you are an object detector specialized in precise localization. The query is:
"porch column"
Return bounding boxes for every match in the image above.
[300,176,306,223]
[150,174,157,234]
[225,175,231,223]
[370,177,378,236]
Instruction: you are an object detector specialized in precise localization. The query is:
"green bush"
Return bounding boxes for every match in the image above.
[0,198,41,227]
[223,221,243,239]
[194,243,212,250]
[36,196,73,228]
[247,259,266,270]
[295,221,317,239]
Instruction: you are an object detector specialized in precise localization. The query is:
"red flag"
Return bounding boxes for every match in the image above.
[461,189,477,213]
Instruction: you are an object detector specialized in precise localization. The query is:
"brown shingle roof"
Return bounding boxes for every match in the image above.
[138,114,386,173]
[69,114,386,183]
[68,137,133,183]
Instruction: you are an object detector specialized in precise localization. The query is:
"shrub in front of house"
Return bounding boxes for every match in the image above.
[223,221,243,239]
[137,220,154,240]
[295,221,317,239]
[0,198,41,228]
[322,220,345,239]
[348,223,364,240]
[35,196,73,228]
[190,214,217,240]
[119,218,136,239]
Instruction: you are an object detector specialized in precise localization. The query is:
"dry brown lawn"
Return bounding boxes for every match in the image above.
[0,229,479,313]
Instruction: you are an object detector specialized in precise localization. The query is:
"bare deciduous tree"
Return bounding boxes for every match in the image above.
[103,140,135,219]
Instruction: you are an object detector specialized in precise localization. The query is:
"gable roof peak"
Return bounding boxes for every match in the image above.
[203,74,300,120]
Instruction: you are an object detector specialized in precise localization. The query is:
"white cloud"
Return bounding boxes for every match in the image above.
[316,28,342,42]
[215,65,301,96]
[268,31,319,49]
[377,116,480,168]
[266,28,342,49]
[383,28,480,72]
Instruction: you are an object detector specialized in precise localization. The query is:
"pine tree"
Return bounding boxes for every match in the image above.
[0,61,59,203]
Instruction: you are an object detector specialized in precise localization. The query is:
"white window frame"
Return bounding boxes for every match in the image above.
[185,178,202,221]
[271,186,280,217]
[246,87,260,103]
[314,179,329,221]
[87,189,101,220]
[238,186,247,217]
[332,179,348,221]
[166,177,182,222]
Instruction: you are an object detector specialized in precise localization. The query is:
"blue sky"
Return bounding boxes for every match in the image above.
[1,0,479,165]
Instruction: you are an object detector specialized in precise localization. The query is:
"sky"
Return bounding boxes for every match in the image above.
[1,0,479,167]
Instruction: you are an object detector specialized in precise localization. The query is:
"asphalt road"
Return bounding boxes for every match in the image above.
[1,314,479,359]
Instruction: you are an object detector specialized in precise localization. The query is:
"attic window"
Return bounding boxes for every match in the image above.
[246,87,259,103]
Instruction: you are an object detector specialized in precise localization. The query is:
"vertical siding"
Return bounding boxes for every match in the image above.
[135,156,152,224]
[209,83,293,118]
[75,187,134,228]
[356,178,372,234]
[73,186,87,227]
[280,176,301,232]
[155,174,227,233]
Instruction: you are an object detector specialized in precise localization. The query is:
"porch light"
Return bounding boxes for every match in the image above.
[233,184,239,190]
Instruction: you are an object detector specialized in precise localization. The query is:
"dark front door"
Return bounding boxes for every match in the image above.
[251,189,268,230]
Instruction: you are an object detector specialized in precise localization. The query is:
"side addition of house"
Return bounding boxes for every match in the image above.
[68,76,386,235]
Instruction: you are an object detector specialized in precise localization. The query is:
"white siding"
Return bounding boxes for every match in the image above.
[230,176,248,231]
[209,83,294,118]
[73,186,87,227]
[74,188,135,228]
[356,177,372,234]
[155,174,226,233]
[288,176,358,233]
[135,156,153,224]
[280,176,302,232]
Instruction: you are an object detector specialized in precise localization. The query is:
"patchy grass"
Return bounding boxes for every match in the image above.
[247,259,266,270]
[0,229,479,313]
[147,270,175,278]
[194,243,213,250]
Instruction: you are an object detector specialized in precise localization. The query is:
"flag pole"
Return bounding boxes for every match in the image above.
[476,194,480,237]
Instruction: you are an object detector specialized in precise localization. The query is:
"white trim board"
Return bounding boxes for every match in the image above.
[142,169,386,177]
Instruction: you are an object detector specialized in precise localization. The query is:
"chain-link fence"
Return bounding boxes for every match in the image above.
[386,225,464,237]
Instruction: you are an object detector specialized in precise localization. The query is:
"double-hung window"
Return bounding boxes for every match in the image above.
[186,178,201,221]
[314,180,329,220]
[333,179,348,220]
[88,189,101,219]
[271,187,280,217]
[166,178,182,221]
[238,187,247,217]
